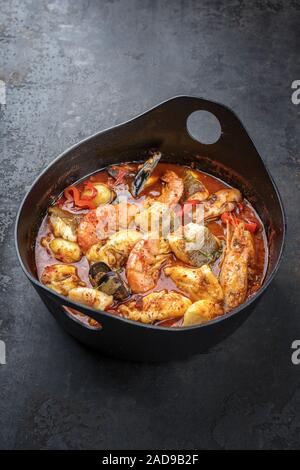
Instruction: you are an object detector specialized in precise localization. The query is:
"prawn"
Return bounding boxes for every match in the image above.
[77,203,139,253]
[219,221,255,311]
[146,170,184,207]
[126,237,171,293]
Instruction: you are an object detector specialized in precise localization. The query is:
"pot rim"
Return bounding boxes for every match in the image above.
[14,95,286,333]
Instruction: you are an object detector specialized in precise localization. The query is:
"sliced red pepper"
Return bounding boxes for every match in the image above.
[221,212,237,225]
[64,185,96,210]
[221,211,257,233]
[243,221,258,233]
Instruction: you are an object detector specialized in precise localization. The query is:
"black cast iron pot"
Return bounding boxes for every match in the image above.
[15,96,285,362]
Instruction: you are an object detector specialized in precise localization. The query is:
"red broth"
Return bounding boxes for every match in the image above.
[35,163,268,327]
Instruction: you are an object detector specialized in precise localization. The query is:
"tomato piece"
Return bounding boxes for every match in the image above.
[221,211,257,233]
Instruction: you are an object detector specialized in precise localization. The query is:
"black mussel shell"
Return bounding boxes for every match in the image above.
[89,262,111,287]
[97,272,131,301]
[131,151,161,197]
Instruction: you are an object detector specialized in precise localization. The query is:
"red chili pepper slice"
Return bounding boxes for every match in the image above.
[64,184,96,210]
[221,211,257,233]
[221,212,237,225]
[243,222,258,233]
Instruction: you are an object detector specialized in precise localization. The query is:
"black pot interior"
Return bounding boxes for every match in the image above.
[16,96,285,311]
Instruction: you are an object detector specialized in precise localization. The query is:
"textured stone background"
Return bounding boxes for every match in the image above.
[0,0,299,450]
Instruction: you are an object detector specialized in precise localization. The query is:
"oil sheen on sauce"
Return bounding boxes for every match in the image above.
[35,163,269,328]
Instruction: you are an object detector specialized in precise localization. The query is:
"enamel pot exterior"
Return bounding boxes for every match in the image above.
[15,96,285,362]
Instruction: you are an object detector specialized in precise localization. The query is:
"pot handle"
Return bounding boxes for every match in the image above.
[147,95,254,148]
[43,289,117,331]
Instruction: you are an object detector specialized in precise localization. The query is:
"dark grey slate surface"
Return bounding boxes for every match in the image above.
[0,0,299,450]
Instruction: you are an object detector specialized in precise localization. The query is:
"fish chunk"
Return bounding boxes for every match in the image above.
[168,222,222,267]
[118,290,192,324]
[86,230,143,267]
[183,299,224,326]
[68,287,113,310]
[164,264,223,302]
[41,264,82,295]
[49,207,79,242]
[49,238,82,263]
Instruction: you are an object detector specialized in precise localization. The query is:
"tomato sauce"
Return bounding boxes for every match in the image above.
[35,162,269,328]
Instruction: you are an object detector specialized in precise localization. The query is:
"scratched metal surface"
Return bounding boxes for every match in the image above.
[0,0,299,449]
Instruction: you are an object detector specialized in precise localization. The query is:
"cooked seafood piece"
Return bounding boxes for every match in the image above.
[77,210,100,253]
[183,170,209,202]
[204,188,242,220]
[41,264,83,295]
[118,290,192,324]
[96,272,131,301]
[98,202,139,233]
[48,207,80,242]
[135,201,178,237]
[81,182,116,206]
[89,261,131,301]
[77,203,139,252]
[168,222,222,267]
[85,242,108,264]
[68,287,113,310]
[107,164,136,182]
[49,238,82,263]
[147,170,184,207]
[89,261,111,287]
[131,151,161,197]
[183,299,224,326]
[126,237,171,293]
[35,158,268,329]
[220,222,255,311]
[164,264,223,302]
[86,229,143,267]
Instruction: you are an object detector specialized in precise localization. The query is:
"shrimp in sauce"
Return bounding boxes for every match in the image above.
[35,154,268,328]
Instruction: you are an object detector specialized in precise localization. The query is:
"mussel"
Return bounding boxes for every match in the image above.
[96,272,131,301]
[130,151,161,197]
[89,261,111,287]
[89,262,131,301]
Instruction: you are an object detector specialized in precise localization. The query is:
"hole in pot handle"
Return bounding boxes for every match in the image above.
[151,96,251,147]
[62,305,103,330]
[43,289,110,331]
[186,110,221,145]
